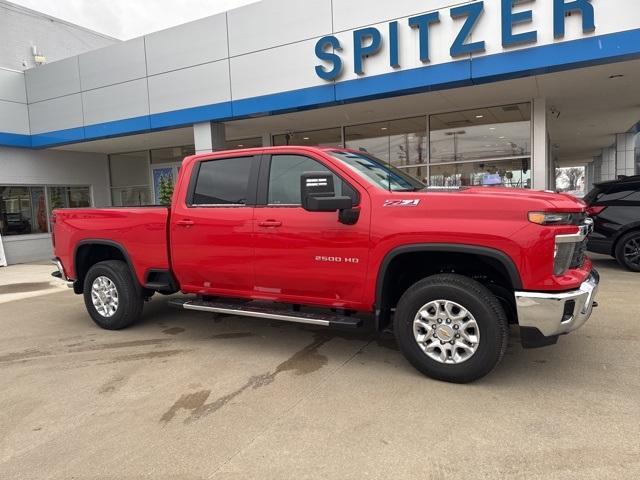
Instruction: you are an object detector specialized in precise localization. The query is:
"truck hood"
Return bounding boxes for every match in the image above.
[428,187,585,211]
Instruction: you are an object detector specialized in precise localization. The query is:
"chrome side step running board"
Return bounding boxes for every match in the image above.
[168,298,362,328]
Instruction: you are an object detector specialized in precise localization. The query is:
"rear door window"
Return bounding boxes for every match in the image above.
[192,156,256,205]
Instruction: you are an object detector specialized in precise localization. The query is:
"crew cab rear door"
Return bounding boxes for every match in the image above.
[170,154,260,297]
[252,152,370,309]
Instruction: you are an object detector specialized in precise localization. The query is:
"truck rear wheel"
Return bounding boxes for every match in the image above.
[83,260,144,330]
[394,274,509,383]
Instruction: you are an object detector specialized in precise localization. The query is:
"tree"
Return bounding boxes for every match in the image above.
[564,167,584,191]
[158,175,174,206]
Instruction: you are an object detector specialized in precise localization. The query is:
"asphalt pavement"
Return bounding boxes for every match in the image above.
[0,254,639,479]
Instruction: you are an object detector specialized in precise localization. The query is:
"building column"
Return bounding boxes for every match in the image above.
[193,122,226,153]
[616,132,637,178]
[532,98,549,190]
[261,132,272,147]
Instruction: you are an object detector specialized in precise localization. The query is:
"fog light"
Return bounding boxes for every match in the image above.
[562,300,576,322]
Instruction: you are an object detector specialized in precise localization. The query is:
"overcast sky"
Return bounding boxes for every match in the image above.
[11,0,260,39]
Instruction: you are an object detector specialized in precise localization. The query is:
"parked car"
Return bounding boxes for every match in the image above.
[585,175,640,272]
[51,146,599,383]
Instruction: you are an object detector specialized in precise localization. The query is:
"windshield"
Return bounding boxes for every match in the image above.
[328,150,425,191]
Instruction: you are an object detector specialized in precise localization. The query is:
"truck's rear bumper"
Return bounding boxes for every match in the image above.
[514,270,599,345]
[51,258,74,288]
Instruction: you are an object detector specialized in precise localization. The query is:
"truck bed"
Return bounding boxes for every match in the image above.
[52,207,170,286]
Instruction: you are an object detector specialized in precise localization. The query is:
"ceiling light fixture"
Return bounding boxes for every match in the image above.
[475,115,484,119]
[303,137,310,140]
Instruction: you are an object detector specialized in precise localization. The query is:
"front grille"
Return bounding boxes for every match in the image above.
[570,239,588,269]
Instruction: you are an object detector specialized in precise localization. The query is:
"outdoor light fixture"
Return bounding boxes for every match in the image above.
[475,115,484,119]
[303,137,310,140]
[608,74,624,79]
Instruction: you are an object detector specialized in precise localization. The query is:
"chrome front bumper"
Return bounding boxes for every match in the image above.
[515,270,599,338]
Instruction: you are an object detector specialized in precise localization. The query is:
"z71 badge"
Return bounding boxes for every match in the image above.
[383,199,421,207]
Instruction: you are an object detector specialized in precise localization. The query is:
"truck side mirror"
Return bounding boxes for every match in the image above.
[300,172,353,212]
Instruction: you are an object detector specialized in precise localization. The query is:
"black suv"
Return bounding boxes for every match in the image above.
[585,175,640,271]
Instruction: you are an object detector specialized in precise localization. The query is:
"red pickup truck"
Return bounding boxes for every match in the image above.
[51,146,599,382]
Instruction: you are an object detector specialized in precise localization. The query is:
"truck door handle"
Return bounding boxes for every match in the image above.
[258,220,282,227]
[176,219,195,227]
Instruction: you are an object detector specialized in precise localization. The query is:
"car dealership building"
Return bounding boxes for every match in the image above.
[1,0,639,265]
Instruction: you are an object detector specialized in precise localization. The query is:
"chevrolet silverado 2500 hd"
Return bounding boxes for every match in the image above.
[51,146,599,382]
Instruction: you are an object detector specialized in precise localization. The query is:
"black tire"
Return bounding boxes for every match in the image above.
[83,260,144,330]
[614,231,640,272]
[394,274,509,383]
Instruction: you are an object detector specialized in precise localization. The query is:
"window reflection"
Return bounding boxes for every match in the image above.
[430,103,531,164]
[345,117,427,168]
[0,185,90,236]
[0,186,47,235]
[273,128,342,147]
[429,159,531,189]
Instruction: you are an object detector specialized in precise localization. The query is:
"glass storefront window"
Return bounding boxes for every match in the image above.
[150,146,195,164]
[225,137,262,150]
[48,186,91,218]
[429,158,531,188]
[111,186,152,207]
[555,166,586,197]
[345,116,427,169]
[0,186,48,236]
[430,103,531,164]
[109,150,152,206]
[272,128,342,147]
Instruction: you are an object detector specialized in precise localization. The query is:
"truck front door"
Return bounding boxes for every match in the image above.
[170,154,259,297]
[252,153,370,309]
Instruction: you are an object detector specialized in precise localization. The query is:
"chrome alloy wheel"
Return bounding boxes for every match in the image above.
[91,276,119,318]
[413,300,480,364]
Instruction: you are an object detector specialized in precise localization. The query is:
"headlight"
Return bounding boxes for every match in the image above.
[528,212,574,225]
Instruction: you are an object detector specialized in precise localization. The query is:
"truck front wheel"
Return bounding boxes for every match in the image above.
[394,274,509,383]
[83,260,144,330]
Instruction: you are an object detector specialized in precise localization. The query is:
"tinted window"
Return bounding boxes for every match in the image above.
[624,191,640,202]
[583,187,602,205]
[192,157,254,205]
[598,187,635,203]
[268,154,356,205]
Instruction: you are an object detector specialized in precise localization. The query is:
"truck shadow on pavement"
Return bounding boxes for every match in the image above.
[138,295,577,398]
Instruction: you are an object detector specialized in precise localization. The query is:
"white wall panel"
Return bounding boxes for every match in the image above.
[145,14,228,75]
[0,69,27,103]
[0,100,29,134]
[28,94,83,134]
[24,56,80,103]
[79,37,147,90]
[82,79,149,125]
[230,37,327,99]
[332,0,469,32]
[148,61,230,114]
[227,0,332,56]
